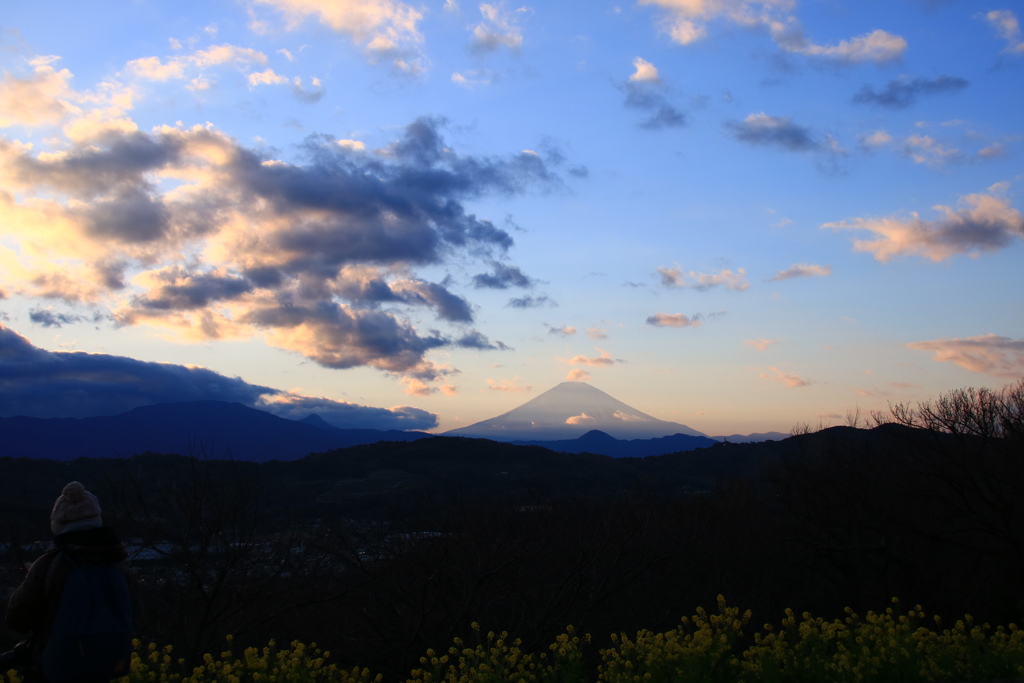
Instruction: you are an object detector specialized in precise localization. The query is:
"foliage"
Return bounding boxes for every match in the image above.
[5,599,1024,683]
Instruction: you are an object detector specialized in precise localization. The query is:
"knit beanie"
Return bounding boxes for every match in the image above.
[51,481,102,535]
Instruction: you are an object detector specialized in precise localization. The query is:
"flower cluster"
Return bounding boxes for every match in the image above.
[408,622,590,683]
[4,598,1024,682]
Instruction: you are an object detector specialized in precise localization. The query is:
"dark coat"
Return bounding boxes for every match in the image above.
[5,526,130,681]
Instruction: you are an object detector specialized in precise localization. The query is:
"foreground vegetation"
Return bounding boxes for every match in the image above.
[5,597,1023,683]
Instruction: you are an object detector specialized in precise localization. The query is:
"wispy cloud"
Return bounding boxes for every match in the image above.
[506,295,553,309]
[657,266,749,291]
[561,348,617,367]
[824,186,1024,262]
[853,76,967,109]
[566,368,591,382]
[983,9,1024,54]
[646,313,702,328]
[470,3,527,54]
[640,0,906,63]
[769,263,833,281]
[547,324,577,337]
[907,334,1024,377]
[745,338,777,352]
[487,378,531,392]
[759,366,810,388]
[252,0,426,73]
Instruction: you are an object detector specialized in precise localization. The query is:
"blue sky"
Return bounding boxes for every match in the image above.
[1,0,1022,436]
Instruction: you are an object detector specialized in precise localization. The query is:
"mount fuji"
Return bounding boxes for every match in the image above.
[443,381,706,441]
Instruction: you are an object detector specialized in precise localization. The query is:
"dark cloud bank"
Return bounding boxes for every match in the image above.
[0,323,437,429]
[4,116,564,380]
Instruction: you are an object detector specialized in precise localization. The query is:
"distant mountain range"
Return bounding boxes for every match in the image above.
[0,382,785,461]
[444,381,707,441]
[0,401,429,462]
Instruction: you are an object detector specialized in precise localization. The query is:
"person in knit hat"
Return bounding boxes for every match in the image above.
[4,482,131,682]
[50,481,103,535]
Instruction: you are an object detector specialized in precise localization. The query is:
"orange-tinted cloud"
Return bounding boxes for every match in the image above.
[759,366,810,388]
[562,348,615,366]
[744,338,777,351]
[487,378,531,393]
[824,188,1023,262]
[769,263,832,281]
[907,334,1024,378]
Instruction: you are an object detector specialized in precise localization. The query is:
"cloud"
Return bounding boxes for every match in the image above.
[759,366,809,387]
[646,313,702,328]
[0,56,78,128]
[561,348,616,367]
[565,412,595,425]
[621,62,687,130]
[506,295,553,309]
[455,330,509,350]
[128,44,270,86]
[472,261,536,289]
[0,116,562,380]
[824,188,1024,262]
[629,57,659,82]
[901,134,962,166]
[639,0,906,63]
[769,263,832,281]
[451,69,494,88]
[907,334,1024,378]
[587,327,608,340]
[744,338,777,351]
[566,368,591,382]
[487,378,531,392]
[726,113,819,152]
[470,3,527,54]
[782,29,907,63]
[0,322,436,428]
[853,76,968,109]
[983,9,1024,54]
[657,266,749,291]
[859,129,893,150]
[253,0,426,72]
[547,324,576,336]
[28,307,105,328]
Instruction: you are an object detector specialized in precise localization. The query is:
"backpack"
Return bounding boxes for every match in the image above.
[41,552,133,683]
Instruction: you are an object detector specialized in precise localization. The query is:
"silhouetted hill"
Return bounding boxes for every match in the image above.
[0,400,430,462]
[712,431,789,443]
[511,429,719,457]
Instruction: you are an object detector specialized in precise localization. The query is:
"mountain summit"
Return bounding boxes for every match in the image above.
[444,381,705,441]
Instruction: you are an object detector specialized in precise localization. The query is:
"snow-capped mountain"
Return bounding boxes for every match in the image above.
[444,381,706,441]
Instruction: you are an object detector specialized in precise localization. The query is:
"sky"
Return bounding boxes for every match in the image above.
[1,0,1023,437]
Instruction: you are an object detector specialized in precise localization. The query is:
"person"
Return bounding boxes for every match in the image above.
[4,482,131,682]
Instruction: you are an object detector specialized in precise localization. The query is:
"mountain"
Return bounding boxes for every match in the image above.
[0,401,430,462]
[712,431,789,443]
[511,429,719,457]
[443,381,706,441]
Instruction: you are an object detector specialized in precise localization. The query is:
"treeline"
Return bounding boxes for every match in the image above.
[0,380,1021,680]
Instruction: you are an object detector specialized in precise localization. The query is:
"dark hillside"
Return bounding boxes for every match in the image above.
[1,417,1021,679]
